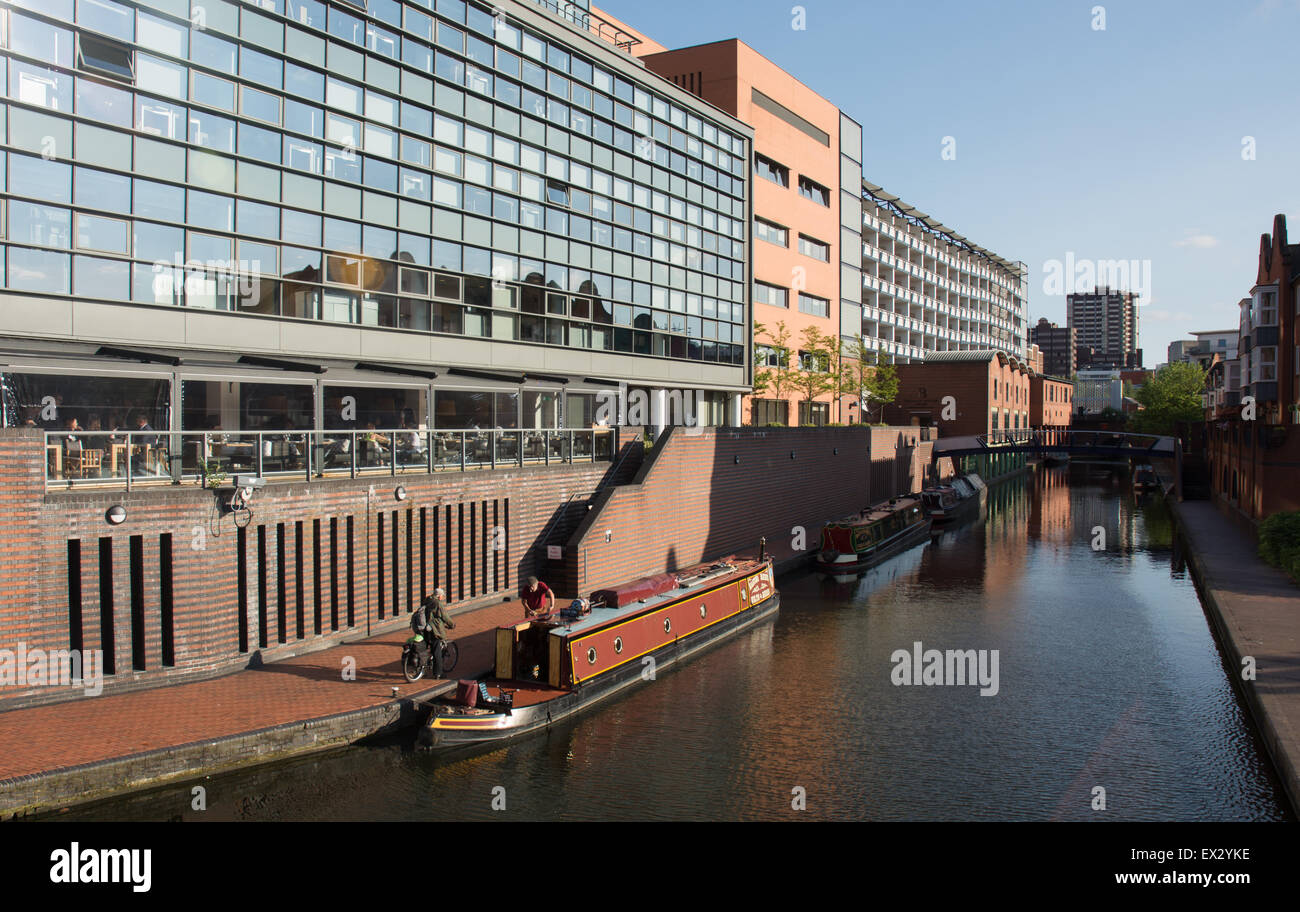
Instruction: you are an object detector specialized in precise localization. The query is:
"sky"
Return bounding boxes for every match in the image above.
[597,0,1300,366]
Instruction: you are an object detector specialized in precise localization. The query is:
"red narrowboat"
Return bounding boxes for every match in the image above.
[814,496,931,575]
[419,557,779,748]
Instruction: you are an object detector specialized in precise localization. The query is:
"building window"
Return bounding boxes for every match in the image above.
[798,401,829,426]
[797,175,829,207]
[76,33,135,84]
[756,345,787,369]
[798,349,829,372]
[754,153,788,187]
[797,234,829,262]
[754,217,788,248]
[797,293,829,318]
[751,398,787,426]
[754,280,788,308]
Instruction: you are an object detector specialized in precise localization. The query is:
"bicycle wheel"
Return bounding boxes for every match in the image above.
[441,640,459,674]
[401,646,425,682]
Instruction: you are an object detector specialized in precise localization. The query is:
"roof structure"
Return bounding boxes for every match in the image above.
[861,180,1025,277]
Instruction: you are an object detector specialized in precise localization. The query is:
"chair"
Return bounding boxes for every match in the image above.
[68,448,104,478]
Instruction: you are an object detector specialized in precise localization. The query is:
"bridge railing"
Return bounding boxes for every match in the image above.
[977,429,1176,453]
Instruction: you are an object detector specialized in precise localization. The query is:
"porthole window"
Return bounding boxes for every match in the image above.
[614,637,623,654]
[663,617,672,634]
[700,604,707,618]
[586,646,597,665]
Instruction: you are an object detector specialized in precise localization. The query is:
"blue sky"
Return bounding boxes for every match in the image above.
[598,0,1300,365]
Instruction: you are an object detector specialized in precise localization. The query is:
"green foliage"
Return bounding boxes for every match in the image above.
[200,460,227,489]
[1128,362,1206,435]
[838,336,898,422]
[790,325,835,410]
[752,319,794,403]
[1259,511,1300,582]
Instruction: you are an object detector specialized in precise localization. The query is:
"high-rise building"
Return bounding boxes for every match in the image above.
[600,28,863,426]
[1028,317,1075,378]
[0,0,756,435]
[860,182,1028,363]
[1067,286,1141,369]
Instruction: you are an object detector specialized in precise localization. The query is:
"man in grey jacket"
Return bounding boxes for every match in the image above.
[411,588,455,677]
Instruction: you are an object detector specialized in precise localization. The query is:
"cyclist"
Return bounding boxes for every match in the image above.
[411,588,455,678]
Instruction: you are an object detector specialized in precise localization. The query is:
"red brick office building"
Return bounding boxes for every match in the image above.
[1203,215,1300,520]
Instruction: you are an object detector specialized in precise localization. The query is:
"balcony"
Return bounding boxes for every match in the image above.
[42,428,617,491]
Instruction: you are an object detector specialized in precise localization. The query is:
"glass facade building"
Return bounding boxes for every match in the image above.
[0,0,754,439]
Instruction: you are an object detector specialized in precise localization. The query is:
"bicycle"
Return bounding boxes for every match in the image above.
[401,634,459,682]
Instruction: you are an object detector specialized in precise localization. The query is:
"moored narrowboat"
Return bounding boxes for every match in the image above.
[814,496,931,575]
[920,473,987,525]
[418,557,779,749]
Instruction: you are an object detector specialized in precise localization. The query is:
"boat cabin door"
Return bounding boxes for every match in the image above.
[494,621,562,686]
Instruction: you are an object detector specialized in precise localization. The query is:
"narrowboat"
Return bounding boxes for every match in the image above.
[919,473,987,526]
[814,496,931,575]
[418,556,779,749]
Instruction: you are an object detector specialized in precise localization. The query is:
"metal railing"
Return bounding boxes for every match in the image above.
[42,428,616,490]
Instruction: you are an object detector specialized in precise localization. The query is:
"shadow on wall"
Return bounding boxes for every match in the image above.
[523,427,647,596]
[560,425,939,594]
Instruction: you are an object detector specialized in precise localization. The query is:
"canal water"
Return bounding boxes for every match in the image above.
[62,467,1290,821]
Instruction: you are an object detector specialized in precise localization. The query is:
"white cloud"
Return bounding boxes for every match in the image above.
[1174,232,1219,249]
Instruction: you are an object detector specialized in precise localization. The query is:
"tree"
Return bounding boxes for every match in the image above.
[791,326,836,424]
[1128,361,1206,436]
[838,336,897,424]
[864,357,899,424]
[751,319,794,423]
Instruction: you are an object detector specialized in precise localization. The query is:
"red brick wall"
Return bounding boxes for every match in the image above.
[564,426,932,593]
[1030,376,1073,428]
[0,428,642,708]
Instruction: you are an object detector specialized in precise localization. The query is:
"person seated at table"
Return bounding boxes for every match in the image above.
[131,413,158,447]
[360,422,389,465]
[520,575,555,619]
[397,417,423,452]
[62,416,82,451]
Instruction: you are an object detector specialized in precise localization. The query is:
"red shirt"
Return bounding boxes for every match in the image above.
[521,582,553,616]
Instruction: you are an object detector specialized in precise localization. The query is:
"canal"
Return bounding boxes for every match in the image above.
[61,467,1291,821]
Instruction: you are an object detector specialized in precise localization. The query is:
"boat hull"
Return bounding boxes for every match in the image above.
[418,591,780,749]
[814,519,932,575]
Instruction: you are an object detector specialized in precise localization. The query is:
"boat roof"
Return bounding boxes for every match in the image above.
[531,558,764,639]
[831,496,922,526]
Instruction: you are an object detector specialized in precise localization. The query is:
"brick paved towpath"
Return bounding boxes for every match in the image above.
[1171,500,1300,816]
[0,598,527,816]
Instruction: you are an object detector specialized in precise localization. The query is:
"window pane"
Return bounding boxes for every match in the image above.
[8,247,70,293]
[10,202,72,247]
[73,254,130,298]
[133,221,184,261]
[76,213,129,253]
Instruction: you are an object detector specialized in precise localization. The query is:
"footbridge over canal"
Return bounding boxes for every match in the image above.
[932,429,1183,492]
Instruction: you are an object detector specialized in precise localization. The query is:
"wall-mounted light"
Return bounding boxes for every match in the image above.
[790,450,796,460]
[106,505,126,525]
[733,454,740,464]
[394,485,407,501]
[833,447,839,456]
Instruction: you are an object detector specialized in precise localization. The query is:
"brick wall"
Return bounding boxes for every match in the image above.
[562,425,932,593]
[0,427,642,708]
